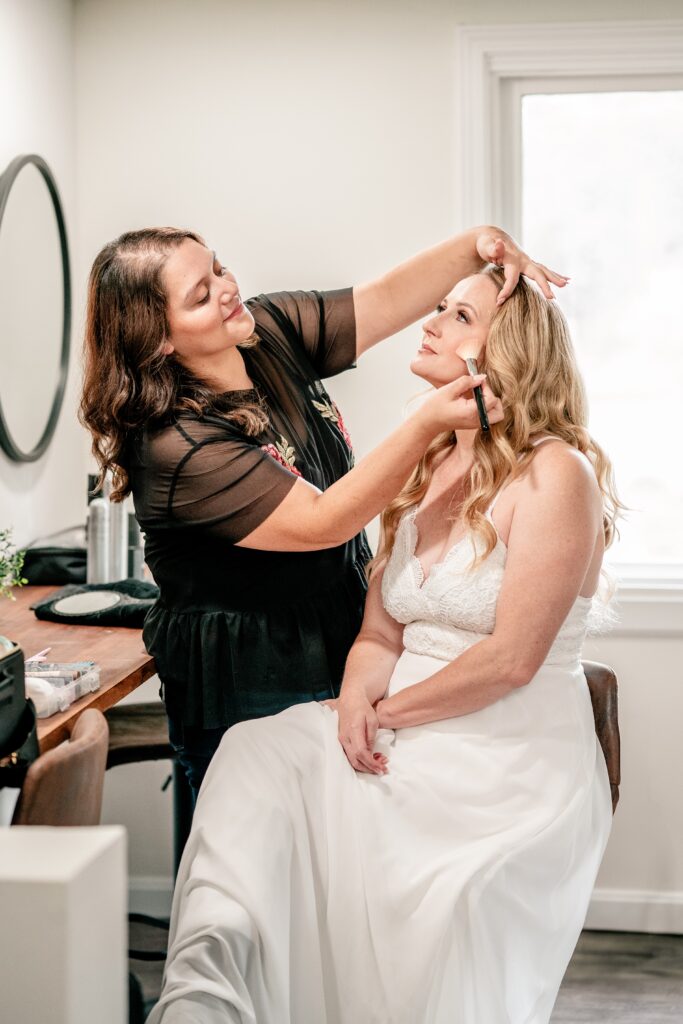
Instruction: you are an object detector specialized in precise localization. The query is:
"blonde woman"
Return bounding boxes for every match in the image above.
[149,268,620,1024]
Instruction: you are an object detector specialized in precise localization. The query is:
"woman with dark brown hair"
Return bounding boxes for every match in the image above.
[80,225,564,801]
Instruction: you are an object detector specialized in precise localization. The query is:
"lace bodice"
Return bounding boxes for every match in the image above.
[381,441,612,668]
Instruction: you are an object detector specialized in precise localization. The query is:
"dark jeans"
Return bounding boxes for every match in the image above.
[167,689,336,807]
[166,715,233,806]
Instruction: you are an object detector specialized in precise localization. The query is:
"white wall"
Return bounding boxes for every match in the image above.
[583,633,683,932]
[0,0,85,547]
[2,0,679,929]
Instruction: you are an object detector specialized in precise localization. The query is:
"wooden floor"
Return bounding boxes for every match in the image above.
[130,926,683,1021]
[551,931,683,1023]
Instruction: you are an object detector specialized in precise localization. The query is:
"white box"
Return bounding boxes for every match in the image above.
[0,826,127,1023]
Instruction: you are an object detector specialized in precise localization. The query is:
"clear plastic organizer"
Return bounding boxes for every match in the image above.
[24,661,101,719]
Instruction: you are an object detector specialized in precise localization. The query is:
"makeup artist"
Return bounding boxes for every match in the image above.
[80,226,565,801]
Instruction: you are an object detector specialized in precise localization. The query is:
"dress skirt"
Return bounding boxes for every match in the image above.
[148,651,612,1024]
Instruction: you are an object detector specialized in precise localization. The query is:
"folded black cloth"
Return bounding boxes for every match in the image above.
[31,579,159,629]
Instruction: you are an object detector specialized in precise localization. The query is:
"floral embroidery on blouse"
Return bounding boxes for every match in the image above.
[261,435,302,476]
[311,399,353,450]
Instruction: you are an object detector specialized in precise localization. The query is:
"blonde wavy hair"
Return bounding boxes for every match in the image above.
[373,266,624,572]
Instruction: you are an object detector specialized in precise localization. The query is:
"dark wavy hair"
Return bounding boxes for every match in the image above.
[79,227,266,500]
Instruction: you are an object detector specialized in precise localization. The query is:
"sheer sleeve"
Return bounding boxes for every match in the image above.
[247,288,356,378]
[138,420,298,543]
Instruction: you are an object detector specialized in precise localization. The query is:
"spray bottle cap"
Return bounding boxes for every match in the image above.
[87,474,103,504]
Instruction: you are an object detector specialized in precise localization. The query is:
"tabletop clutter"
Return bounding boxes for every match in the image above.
[22,474,145,590]
[86,473,145,585]
[5,472,150,724]
[24,658,101,719]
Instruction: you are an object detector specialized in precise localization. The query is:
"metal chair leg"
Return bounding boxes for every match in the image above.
[172,760,194,877]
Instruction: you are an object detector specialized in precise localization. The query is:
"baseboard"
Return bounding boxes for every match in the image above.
[585,888,683,934]
[128,879,683,935]
[129,876,173,918]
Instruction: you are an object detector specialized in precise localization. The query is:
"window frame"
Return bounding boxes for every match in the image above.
[453,19,683,629]
[453,20,683,228]
[498,73,683,242]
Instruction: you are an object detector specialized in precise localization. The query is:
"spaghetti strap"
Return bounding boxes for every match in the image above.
[530,435,562,448]
[485,489,504,520]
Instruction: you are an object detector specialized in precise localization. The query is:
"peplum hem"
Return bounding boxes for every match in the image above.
[143,554,368,729]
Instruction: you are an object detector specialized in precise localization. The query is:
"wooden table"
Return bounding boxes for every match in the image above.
[0,586,156,752]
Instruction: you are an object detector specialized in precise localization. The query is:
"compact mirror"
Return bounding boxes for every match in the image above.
[0,154,71,462]
[53,592,122,615]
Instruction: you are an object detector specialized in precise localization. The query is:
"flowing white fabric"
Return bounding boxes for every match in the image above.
[148,449,613,1024]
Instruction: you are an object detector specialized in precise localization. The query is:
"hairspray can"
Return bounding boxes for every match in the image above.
[87,497,110,584]
[109,497,129,581]
[127,513,145,581]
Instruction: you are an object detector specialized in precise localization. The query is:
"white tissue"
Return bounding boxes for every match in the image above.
[25,676,67,718]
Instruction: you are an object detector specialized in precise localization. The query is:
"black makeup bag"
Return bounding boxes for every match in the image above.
[0,643,39,789]
[22,525,87,585]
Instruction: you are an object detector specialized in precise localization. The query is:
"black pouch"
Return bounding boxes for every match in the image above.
[22,526,87,585]
[0,700,39,789]
[32,579,159,629]
[0,644,39,789]
[0,644,27,750]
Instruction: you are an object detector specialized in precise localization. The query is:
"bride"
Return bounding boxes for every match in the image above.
[148,265,621,1024]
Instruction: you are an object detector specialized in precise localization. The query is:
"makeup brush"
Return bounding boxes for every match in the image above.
[465,357,490,432]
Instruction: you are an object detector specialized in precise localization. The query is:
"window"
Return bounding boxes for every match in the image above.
[518,86,683,573]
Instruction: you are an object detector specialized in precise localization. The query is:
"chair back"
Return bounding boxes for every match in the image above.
[582,660,621,813]
[11,709,109,826]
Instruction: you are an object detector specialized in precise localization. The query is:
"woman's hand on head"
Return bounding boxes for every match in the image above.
[334,692,388,775]
[416,375,504,435]
[475,229,569,306]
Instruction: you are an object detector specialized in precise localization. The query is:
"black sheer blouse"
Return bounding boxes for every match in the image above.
[129,288,371,728]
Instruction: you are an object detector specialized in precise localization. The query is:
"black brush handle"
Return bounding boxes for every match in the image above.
[465,357,490,432]
[473,385,490,432]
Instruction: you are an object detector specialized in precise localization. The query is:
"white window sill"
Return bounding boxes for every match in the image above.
[610,572,683,638]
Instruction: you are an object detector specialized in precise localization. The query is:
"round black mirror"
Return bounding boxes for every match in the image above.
[0,154,71,463]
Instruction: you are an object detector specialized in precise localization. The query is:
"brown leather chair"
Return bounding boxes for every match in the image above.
[582,660,621,813]
[105,701,173,769]
[11,708,109,826]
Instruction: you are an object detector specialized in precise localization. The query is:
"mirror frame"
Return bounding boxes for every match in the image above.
[0,153,71,463]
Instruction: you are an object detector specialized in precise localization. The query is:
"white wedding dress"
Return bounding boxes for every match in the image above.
[149,440,613,1024]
